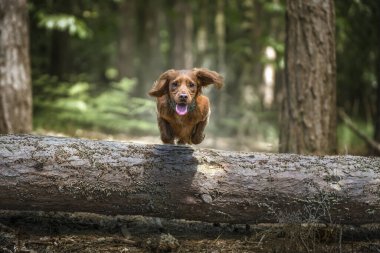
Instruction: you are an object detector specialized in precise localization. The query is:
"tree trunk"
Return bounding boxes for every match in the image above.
[49,31,70,79]
[213,0,227,135]
[280,0,337,155]
[171,1,193,69]
[134,0,164,97]
[117,0,136,79]
[1,135,380,225]
[195,1,208,67]
[215,0,226,78]
[375,56,380,144]
[374,1,380,150]
[0,0,32,134]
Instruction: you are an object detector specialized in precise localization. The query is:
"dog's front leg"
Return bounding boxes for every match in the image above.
[158,117,174,144]
[191,119,208,144]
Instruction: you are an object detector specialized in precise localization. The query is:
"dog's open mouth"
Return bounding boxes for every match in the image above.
[175,103,188,116]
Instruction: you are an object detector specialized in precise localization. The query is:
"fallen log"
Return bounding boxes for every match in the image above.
[0,135,379,225]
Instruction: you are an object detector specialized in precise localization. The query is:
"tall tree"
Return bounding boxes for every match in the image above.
[279,0,337,154]
[373,1,380,148]
[117,0,136,79]
[213,0,226,126]
[194,1,208,67]
[0,0,32,133]
[171,1,193,69]
[135,0,164,97]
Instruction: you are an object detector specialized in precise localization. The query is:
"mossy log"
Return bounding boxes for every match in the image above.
[0,135,380,225]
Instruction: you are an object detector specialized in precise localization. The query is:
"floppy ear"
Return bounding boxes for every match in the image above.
[193,68,223,89]
[148,69,176,97]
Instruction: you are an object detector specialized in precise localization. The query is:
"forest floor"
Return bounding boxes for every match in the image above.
[32,128,368,155]
[1,211,380,253]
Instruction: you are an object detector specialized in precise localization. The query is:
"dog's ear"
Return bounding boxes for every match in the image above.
[193,68,223,89]
[149,69,176,97]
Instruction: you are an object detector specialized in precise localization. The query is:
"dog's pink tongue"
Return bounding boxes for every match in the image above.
[176,104,188,116]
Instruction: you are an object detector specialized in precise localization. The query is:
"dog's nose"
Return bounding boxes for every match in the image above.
[179,94,188,101]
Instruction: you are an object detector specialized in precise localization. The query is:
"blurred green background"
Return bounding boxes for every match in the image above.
[29,0,379,154]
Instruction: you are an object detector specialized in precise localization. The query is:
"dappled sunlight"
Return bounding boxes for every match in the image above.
[1,0,380,252]
[18,0,379,155]
[262,46,276,109]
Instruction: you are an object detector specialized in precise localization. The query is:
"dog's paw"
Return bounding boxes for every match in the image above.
[191,134,205,145]
[161,135,174,144]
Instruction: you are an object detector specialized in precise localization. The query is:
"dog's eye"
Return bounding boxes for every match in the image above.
[171,82,178,88]
[189,82,195,88]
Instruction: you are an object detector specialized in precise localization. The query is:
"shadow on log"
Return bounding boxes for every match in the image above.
[0,135,379,225]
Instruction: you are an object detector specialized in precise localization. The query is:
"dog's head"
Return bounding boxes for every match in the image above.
[149,68,223,116]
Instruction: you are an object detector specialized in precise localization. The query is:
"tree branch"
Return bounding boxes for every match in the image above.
[338,109,380,153]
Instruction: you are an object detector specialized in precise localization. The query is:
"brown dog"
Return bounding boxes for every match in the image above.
[149,68,223,144]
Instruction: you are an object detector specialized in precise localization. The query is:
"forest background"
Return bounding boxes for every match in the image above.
[22,0,380,154]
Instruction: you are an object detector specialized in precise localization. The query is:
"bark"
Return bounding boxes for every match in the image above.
[280,0,337,155]
[1,135,380,225]
[0,0,32,134]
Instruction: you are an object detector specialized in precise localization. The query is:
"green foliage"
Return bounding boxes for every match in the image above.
[37,13,91,39]
[262,1,285,13]
[29,0,119,83]
[27,0,379,154]
[33,76,157,135]
[337,120,373,154]
[210,110,278,143]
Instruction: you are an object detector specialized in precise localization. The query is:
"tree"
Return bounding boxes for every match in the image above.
[1,135,380,225]
[0,0,32,134]
[117,0,136,79]
[194,1,209,67]
[214,0,227,123]
[335,1,380,154]
[279,0,337,154]
[373,1,380,151]
[170,1,193,69]
[133,0,164,97]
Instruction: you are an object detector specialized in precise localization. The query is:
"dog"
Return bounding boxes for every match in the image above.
[149,68,223,145]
